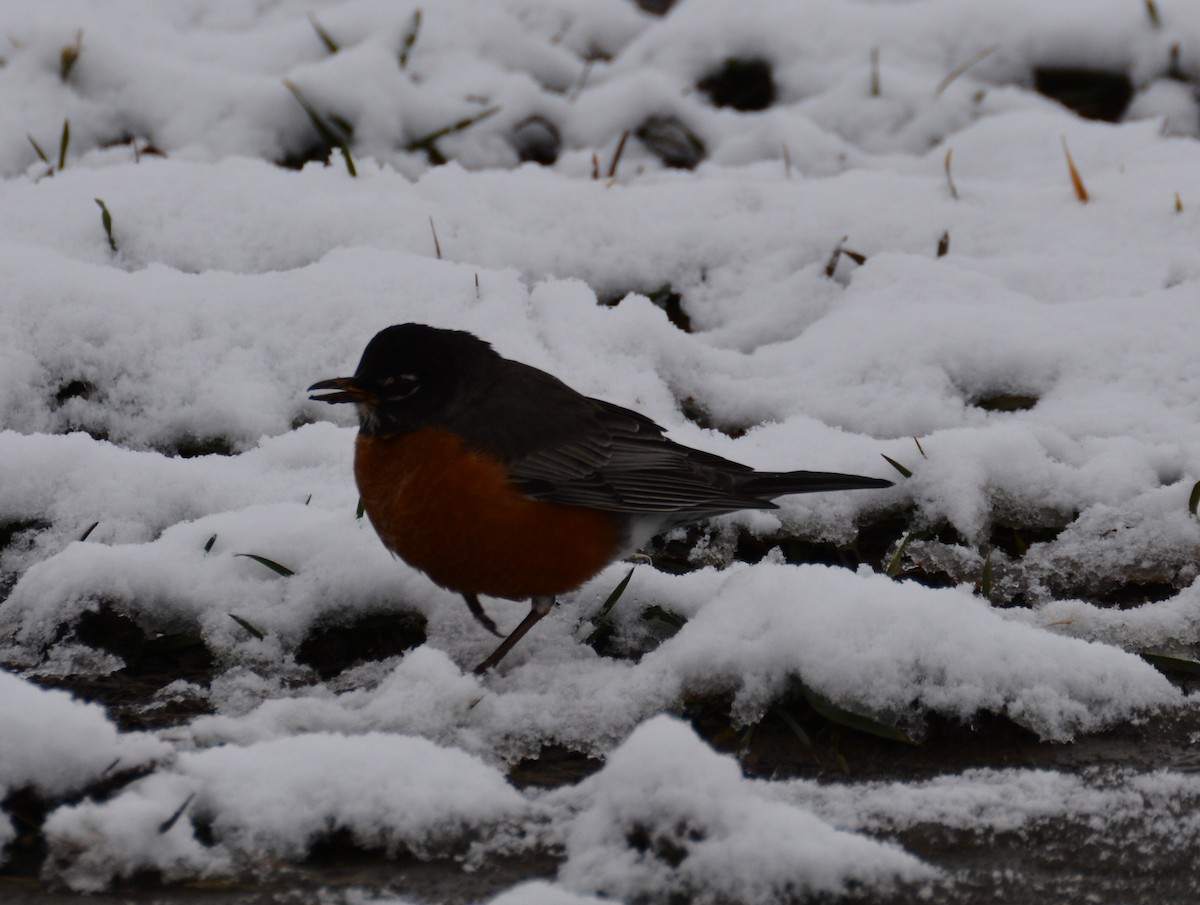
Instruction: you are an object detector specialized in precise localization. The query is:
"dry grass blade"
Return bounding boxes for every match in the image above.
[944,148,958,200]
[935,45,998,96]
[824,237,847,277]
[1145,0,1161,28]
[1061,137,1089,203]
[607,129,630,180]
[308,13,339,53]
[1175,192,1183,213]
[913,437,927,458]
[60,30,82,82]
[429,217,442,259]
[936,230,950,257]
[58,119,70,171]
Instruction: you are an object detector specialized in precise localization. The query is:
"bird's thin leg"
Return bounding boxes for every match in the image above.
[462,592,503,638]
[474,595,555,674]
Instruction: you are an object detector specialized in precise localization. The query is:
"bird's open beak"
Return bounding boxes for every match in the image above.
[307,376,375,404]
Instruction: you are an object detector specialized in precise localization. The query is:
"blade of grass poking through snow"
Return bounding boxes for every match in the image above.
[584,567,635,644]
[157,793,195,835]
[235,553,295,577]
[881,454,912,478]
[307,13,339,53]
[79,521,99,542]
[799,683,915,744]
[869,46,880,96]
[1141,652,1200,674]
[934,45,998,96]
[936,230,950,257]
[607,129,630,180]
[1176,192,1183,213]
[885,531,914,577]
[772,706,816,755]
[737,721,756,762]
[356,498,365,519]
[1061,137,1089,203]
[95,199,117,251]
[429,217,442,258]
[60,31,82,81]
[229,613,266,640]
[1188,480,1200,518]
[406,106,501,164]
[1145,0,1161,28]
[944,148,958,200]
[283,80,356,176]
[27,135,48,164]
[398,9,421,69]
[203,534,217,553]
[913,437,927,458]
[58,119,70,171]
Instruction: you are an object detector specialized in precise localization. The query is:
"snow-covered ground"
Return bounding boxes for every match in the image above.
[3,0,1200,900]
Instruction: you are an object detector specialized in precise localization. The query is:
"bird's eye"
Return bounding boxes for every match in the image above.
[380,373,419,401]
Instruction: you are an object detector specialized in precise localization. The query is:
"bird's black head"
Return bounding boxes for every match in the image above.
[308,324,495,436]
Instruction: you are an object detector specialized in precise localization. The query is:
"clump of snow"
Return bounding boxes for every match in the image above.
[43,731,527,892]
[548,716,934,902]
[0,670,167,863]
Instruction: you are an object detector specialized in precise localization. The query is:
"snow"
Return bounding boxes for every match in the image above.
[1,0,1199,898]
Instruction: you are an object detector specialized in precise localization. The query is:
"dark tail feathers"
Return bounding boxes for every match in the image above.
[739,470,893,499]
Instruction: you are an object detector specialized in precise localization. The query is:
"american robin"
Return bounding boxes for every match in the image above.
[309,324,891,673]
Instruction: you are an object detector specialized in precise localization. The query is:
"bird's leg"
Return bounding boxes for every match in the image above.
[461,592,503,638]
[474,595,555,674]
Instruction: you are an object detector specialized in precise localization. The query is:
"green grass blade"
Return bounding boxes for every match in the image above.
[203,534,217,553]
[157,792,195,834]
[584,567,635,645]
[800,684,915,744]
[399,9,422,69]
[95,198,117,251]
[229,612,266,640]
[772,706,816,752]
[1141,652,1200,674]
[28,134,49,163]
[79,520,99,542]
[1189,481,1200,518]
[235,553,295,577]
[881,454,912,478]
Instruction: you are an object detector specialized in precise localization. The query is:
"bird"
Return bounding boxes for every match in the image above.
[308,324,892,674]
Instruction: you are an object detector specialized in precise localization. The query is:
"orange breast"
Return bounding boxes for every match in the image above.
[354,427,619,600]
